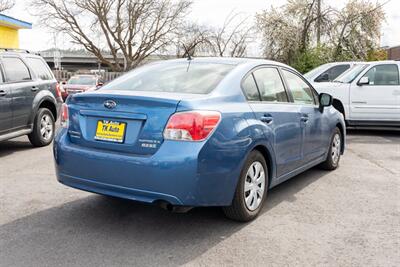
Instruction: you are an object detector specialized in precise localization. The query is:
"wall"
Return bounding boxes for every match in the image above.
[387,46,400,60]
[0,25,19,48]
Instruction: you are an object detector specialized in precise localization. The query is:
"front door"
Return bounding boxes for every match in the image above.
[1,56,36,130]
[281,69,326,163]
[350,64,400,122]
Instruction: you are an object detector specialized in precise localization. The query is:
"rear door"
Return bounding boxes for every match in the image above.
[350,63,400,121]
[281,69,326,163]
[1,56,37,129]
[0,62,12,134]
[243,66,303,178]
[24,56,56,95]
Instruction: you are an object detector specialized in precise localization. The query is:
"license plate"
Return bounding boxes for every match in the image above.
[95,120,126,143]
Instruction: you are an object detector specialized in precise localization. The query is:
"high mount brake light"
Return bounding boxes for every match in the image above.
[163,111,221,141]
[60,104,69,128]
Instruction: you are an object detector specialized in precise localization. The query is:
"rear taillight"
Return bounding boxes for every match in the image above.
[60,104,69,128]
[55,83,62,98]
[163,111,221,141]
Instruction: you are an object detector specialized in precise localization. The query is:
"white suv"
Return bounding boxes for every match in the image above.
[313,61,400,127]
[304,62,361,83]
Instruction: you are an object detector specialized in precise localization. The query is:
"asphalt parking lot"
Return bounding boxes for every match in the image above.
[0,130,399,267]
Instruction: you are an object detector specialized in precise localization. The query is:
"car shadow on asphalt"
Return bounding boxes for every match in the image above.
[0,138,35,157]
[0,167,329,266]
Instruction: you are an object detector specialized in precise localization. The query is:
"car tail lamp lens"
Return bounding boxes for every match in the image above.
[56,83,62,98]
[163,111,221,141]
[60,104,69,128]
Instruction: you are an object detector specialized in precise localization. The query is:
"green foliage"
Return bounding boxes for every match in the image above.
[291,46,332,74]
[366,49,388,61]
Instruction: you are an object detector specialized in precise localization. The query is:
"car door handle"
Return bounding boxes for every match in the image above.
[0,90,6,97]
[393,90,400,96]
[31,86,39,92]
[260,114,273,124]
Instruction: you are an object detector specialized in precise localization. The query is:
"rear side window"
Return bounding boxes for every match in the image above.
[253,68,288,102]
[315,64,350,82]
[25,57,53,80]
[361,64,399,85]
[282,69,315,105]
[242,74,260,101]
[2,57,31,82]
[102,62,235,94]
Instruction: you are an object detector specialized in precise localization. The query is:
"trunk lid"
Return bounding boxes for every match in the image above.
[67,90,201,155]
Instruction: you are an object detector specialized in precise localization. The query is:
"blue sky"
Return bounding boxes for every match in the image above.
[6,0,400,52]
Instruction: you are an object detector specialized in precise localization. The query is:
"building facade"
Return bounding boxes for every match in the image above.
[387,45,400,60]
[0,14,32,48]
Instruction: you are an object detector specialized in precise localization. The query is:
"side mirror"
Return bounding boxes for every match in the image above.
[358,76,369,86]
[319,93,333,112]
[315,73,329,82]
[97,82,103,87]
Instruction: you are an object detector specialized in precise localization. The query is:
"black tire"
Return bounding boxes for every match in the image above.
[319,127,342,170]
[28,108,55,147]
[223,150,268,222]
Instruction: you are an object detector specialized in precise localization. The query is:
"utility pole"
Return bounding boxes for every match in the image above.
[316,0,321,46]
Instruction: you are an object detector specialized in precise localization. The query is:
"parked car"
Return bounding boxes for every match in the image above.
[0,49,62,146]
[61,74,103,101]
[313,61,400,128]
[304,62,362,83]
[54,58,345,221]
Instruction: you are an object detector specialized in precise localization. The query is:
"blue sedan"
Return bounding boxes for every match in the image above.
[54,58,345,221]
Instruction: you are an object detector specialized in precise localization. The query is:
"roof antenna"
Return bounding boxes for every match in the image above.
[182,43,193,61]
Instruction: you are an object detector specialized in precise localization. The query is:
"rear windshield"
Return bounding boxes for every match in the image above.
[101,62,235,94]
[68,76,97,85]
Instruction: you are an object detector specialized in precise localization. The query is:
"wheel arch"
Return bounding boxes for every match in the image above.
[332,98,345,119]
[335,122,345,154]
[252,144,274,189]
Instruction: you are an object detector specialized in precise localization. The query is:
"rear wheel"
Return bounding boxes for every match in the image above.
[320,127,342,170]
[28,108,55,147]
[223,150,268,222]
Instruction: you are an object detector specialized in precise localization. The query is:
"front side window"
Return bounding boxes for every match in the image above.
[242,74,260,101]
[361,64,399,85]
[282,69,315,105]
[2,57,31,82]
[253,68,288,102]
[315,64,350,82]
[25,57,53,80]
[102,62,235,94]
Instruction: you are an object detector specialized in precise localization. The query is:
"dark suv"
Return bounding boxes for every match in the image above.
[0,49,62,147]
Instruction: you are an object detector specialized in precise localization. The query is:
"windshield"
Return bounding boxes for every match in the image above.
[334,64,368,83]
[68,76,97,85]
[101,62,235,94]
[304,64,331,79]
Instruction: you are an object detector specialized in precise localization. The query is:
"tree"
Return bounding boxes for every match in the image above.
[0,0,14,12]
[208,11,254,57]
[33,0,192,71]
[256,0,332,64]
[175,22,211,58]
[330,0,385,60]
[256,0,385,72]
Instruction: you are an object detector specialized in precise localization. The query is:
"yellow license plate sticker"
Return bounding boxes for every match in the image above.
[95,120,126,143]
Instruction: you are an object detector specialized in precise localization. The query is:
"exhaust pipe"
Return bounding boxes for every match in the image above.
[156,201,193,213]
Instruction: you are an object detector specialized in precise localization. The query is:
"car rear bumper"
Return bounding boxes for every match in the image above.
[53,129,241,207]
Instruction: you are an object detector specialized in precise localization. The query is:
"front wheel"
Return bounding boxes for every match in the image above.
[320,127,342,170]
[28,108,55,147]
[223,150,268,222]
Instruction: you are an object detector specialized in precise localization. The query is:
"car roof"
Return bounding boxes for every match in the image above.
[155,57,290,67]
